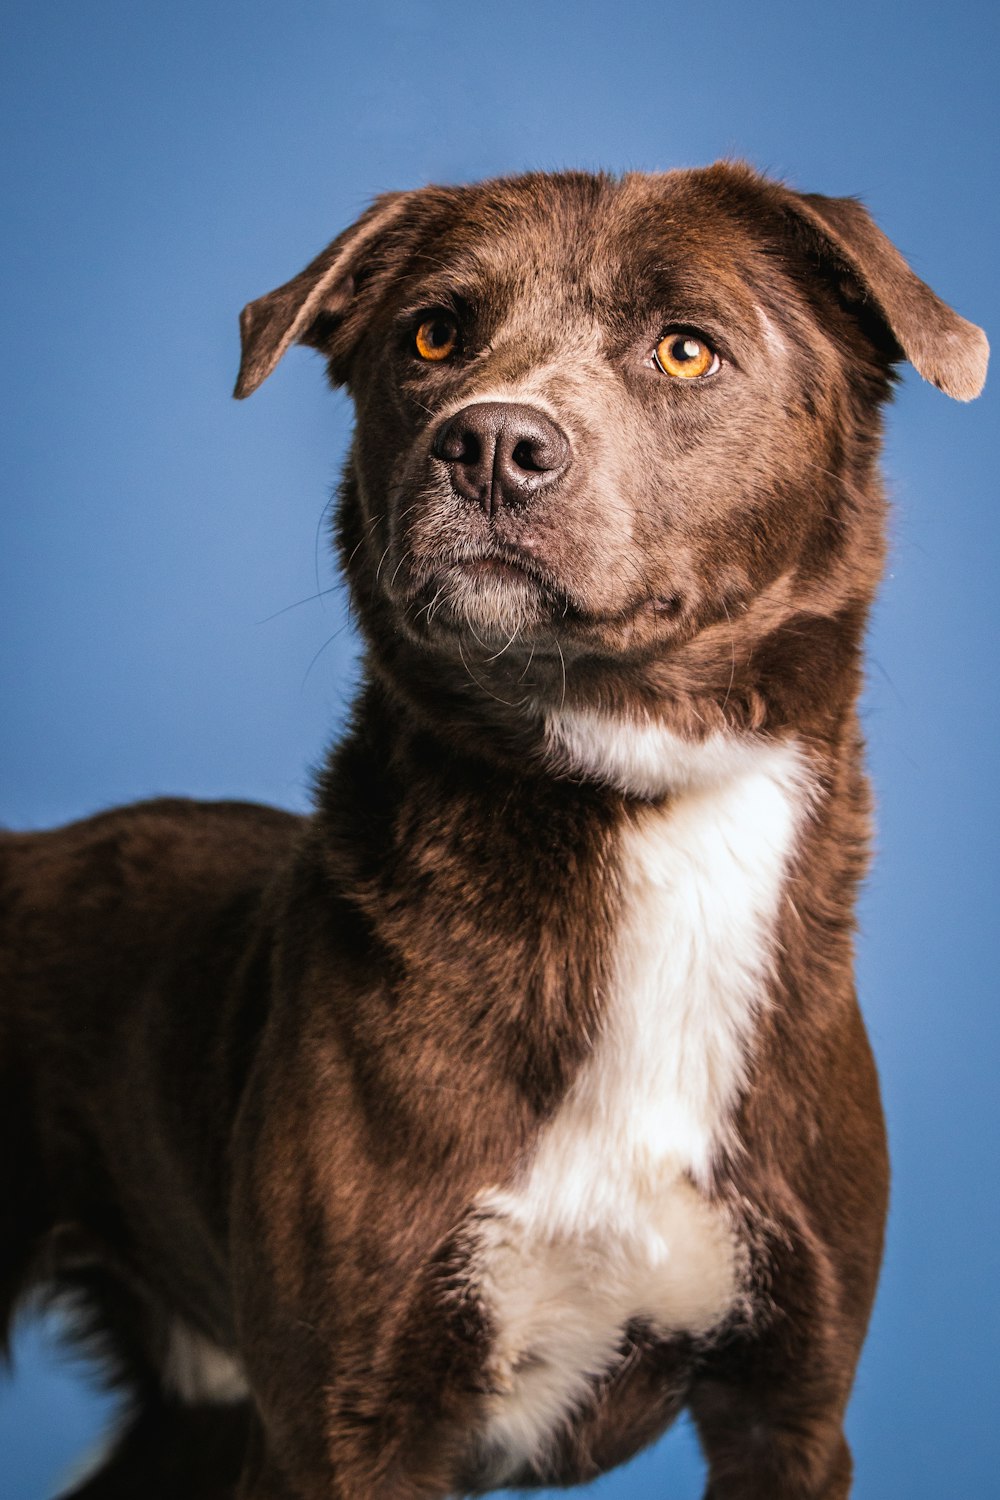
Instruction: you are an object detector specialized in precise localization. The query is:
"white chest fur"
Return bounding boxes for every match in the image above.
[471,727,808,1481]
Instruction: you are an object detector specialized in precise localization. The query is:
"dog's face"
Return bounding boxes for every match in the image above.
[237,166,986,738]
[343,171,853,664]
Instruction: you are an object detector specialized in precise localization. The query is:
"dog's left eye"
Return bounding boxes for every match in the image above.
[414,315,459,362]
[654,331,720,380]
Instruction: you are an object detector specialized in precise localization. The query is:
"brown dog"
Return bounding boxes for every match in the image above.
[0,164,988,1500]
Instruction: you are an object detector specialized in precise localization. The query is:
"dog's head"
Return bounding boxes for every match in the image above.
[236,166,986,769]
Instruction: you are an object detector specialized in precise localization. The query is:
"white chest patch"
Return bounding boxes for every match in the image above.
[471,726,808,1482]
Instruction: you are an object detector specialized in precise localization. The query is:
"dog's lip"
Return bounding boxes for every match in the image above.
[452,550,542,583]
[410,544,556,594]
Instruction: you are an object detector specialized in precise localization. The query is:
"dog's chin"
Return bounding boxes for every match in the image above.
[402,560,550,649]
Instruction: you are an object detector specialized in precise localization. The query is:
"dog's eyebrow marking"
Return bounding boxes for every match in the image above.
[756,306,789,356]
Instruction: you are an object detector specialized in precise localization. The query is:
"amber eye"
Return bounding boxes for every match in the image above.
[414,314,459,362]
[654,331,720,380]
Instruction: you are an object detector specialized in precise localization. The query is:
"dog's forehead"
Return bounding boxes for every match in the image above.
[402,170,768,320]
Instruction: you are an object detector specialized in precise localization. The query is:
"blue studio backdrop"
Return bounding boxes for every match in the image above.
[1,2,997,1496]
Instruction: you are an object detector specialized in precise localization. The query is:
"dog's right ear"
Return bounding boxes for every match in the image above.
[234,192,420,399]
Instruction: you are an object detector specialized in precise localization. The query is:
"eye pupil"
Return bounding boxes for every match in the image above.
[415,315,458,361]
[676,338,700,361]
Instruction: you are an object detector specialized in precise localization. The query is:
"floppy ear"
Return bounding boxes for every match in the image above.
[784,190,988,401]
[234,191,419,399]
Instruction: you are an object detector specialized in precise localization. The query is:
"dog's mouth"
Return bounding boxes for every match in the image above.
[392,541,696,658]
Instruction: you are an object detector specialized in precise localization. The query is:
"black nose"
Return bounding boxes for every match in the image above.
[431,401,571,516]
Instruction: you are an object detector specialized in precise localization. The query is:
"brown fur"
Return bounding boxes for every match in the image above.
[0,164,987,1498]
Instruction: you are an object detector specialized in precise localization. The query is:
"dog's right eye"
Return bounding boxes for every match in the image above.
[654,331,720,380]
[414,315,459,363]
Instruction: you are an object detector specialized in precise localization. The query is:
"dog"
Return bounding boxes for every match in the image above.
[0,163,987,1500]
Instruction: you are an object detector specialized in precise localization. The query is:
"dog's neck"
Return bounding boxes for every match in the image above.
[314,675,826,1122]
[345,569,871,796]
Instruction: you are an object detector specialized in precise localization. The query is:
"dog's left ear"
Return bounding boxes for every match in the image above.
[783,190,988,400]
[235,190,426,398]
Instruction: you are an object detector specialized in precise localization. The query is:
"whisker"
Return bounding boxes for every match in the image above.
[314,492,337,597]
[720,598,737,715]
[302,622,352,687]
[486,621,523,663]
[344,512,382,572]
[389,550,415,590]
[373,543,393,587]
[257,587,343,626]
[458,639,525,708]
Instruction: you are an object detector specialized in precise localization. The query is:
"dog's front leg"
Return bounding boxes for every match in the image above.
[237,1458,450,1500]
[232,1388,466,1500]
[697,1419,852,1500]
[687,1221,869,1500]
[225,1331,463,1500]
[692,1385,853,1500]
[230,1267,486,1500]
[229,1070,483,1500]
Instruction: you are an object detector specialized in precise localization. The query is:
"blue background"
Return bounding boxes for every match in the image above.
[1,2,996,1495]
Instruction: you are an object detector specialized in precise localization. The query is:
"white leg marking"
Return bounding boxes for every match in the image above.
[162,1321,250,1404]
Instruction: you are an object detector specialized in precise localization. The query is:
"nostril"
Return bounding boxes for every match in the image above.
[511,439,544,473]
[435,426,481,467]
[507,422,570,478]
